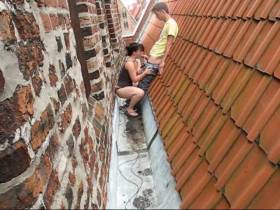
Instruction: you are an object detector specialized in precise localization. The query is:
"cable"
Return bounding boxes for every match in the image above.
[118,151,144,209]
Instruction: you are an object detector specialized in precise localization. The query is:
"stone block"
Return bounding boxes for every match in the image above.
[0,140,31,183]
[31,104,55,151]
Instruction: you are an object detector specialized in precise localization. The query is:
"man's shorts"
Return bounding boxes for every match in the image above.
[138,62,160,93]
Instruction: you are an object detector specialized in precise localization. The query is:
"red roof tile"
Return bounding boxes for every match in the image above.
[140,0,280,208]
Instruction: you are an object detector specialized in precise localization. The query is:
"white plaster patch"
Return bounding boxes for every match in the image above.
[58,154,68,182]
[0,1,7,11]
[0,44,26,101]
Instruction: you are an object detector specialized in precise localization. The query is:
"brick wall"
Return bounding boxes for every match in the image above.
[0,0,123,209]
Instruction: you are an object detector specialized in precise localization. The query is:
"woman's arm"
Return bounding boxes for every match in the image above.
[126,62,150,83]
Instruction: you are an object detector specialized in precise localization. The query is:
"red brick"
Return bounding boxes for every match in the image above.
[69,172,76,186]
[40,13,52,33]
[0,154,52,209]
[59,104,72,133]
[57,84,67,105]
[72,156,78,169]
[43,170,61,208]
[50,97,60,114]
[58,0,68,9]
[59,60,66,77]
[36,0,45,7]
[44,0,58,7]
[0,140,31,183]
[80,138,90,167]
[65,184,74,208]
[0,69,4,94]
[31,104,54,151]
[0,85,34,144]
[64,32,70,50]
[91,80,103,93]
[0,10,16,43]
[31,74,43,96]
[64,75,75,95]
[48,64,58,87]
[45,133,60,164]
[17,41,44,80]
[13,11,40,40]
[72,118,81,139]
[50,14,59,29]
[15,85,34,116]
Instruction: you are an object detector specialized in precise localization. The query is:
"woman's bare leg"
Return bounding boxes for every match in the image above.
[116,86,144,115]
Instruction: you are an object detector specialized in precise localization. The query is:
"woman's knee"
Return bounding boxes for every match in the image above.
[136,88,145,98]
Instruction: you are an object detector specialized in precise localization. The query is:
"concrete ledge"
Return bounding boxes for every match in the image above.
[142,97,181,209]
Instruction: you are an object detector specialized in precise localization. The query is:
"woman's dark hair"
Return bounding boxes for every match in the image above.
[138,43,145,52]
[152,2,169,14]
[126,42,139,56]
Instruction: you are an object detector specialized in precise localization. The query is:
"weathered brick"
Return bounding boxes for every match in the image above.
[0,154,52,209]
[48,65,58,87]
[57,84,67,105]
[40,13,52,33]
[13,11,40,40]
[74,182,84,209]
[7,0,24,4]
[36,0,45,7]
[72,156,78,169]
[0,69,5,94]
[56,36,63,52]
[89,70,100,80]
[64,75,75,95]
[91,80,103,93]
[31,74,43,96]
[59,104,72,133]
[31,104,54,151]
[50,14,59,29]
[97,188,102,207]
[65,53,72,69]
[58,0,68,9]
[0,140,31,183]
[44,0,58,7]
[64,33,70,50]
[16,41,44,80]
[0,10,16,43]
[59,60,66,77]
[68,172,76,187]
[43,170,61,208]
[0,85,34,144]
[80,139,89,167]
[81,103,88,121]
[93,91,104,101]
[50,97,60,114]
[65,184,74,209]
[15,85,34,116]
[45,133,60,164]
[72,118,81,139]
[67,135,74,155]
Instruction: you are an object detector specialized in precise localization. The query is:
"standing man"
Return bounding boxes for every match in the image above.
[139,2,179,92]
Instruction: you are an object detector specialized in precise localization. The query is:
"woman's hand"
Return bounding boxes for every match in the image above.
[141,54,149,60]
[144,68,152,75]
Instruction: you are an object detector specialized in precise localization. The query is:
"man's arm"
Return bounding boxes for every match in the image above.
[160,35,175,74]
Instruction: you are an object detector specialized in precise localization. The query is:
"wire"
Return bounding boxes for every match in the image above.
[118,151,144,209]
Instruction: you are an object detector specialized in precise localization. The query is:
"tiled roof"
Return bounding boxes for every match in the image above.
[141,0,280,209]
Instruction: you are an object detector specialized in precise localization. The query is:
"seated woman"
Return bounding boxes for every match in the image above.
[116,43,151,117]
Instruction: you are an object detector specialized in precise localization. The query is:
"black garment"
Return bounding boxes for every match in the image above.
[117,64,132,88]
